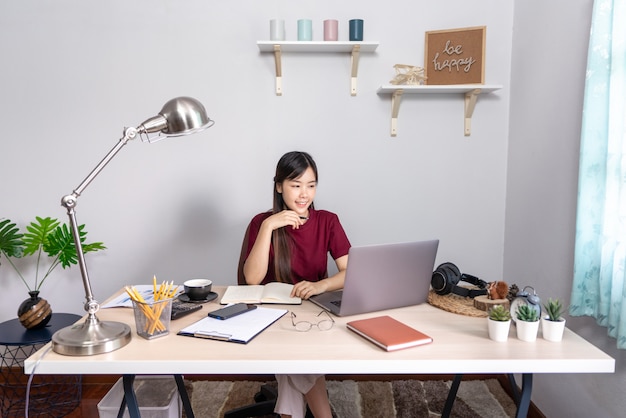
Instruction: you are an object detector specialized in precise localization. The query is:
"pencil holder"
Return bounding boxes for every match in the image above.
[132,298,172,339]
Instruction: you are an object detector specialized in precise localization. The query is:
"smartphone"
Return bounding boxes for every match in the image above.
[208,303,257,320]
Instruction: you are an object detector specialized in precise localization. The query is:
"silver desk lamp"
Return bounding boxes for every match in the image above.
[52,97,214,356]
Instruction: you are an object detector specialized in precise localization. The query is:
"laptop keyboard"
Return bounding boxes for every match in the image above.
[331,300,342,308]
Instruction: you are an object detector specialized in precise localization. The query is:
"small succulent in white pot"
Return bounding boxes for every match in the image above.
[515,304,540,342]
[487,305,512,342]
[541,298,566,342]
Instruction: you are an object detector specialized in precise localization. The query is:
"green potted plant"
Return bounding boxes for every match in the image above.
[515,304,540,342]
[487,304,512,342]
[541,298,566,342]
[0,216,105,329]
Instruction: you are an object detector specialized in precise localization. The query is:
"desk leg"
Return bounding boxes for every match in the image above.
[442,374,463,418]
[507,374,520,402]
[174,374,195,418]
[515,373,533,418]
[122,374,140,418]
[444,374,532,418]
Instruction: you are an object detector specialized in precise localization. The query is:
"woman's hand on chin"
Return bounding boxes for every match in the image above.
[265,210,306,230]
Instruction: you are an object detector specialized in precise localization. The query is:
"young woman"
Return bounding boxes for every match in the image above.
[242,151,351,418]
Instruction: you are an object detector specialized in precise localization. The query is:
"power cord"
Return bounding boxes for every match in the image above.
[24,344,52,418]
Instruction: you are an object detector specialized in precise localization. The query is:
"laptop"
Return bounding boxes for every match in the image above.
[310,239,439,316]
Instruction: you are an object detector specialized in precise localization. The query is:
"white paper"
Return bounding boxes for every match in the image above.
[178,306,287,343]
[101,285,183,308]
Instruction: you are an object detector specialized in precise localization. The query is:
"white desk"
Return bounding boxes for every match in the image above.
[25,287,614,417]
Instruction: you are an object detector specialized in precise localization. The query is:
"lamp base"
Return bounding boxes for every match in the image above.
[52,315,131,356]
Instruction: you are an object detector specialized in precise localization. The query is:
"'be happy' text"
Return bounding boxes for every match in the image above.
[431,40,476,73]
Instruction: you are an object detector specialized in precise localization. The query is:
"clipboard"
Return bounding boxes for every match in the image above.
[177,306,287,344]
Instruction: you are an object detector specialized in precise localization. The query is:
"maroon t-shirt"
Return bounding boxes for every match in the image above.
[244,208,351,285]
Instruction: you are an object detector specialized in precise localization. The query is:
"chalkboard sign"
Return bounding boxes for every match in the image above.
[424,26,485,85]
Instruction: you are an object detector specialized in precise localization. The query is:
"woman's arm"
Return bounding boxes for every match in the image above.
[243,211,306,284]
[291,254,348,299]
[242,221,273,285]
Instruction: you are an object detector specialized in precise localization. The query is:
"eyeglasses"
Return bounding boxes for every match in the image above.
[290,311,335,332]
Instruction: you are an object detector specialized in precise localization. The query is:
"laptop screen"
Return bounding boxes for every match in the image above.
[311,239,439,316]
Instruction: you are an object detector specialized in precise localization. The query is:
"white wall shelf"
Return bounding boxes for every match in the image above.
[376,84,502,137]
[258,41,379,96]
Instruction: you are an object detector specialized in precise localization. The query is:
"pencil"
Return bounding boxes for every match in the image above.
[148,281,175,334]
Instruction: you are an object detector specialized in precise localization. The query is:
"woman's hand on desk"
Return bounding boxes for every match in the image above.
[291,280,328,300]
[291,255,348,299]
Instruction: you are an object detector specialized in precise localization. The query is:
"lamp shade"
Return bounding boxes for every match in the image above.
[138,96,213,137]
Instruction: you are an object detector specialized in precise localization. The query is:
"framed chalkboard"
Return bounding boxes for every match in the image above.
[424,26,485,85]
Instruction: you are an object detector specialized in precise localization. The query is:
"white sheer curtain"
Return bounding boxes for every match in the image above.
[570,0,626,348]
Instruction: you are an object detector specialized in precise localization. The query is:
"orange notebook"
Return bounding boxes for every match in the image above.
[346,315,433,351]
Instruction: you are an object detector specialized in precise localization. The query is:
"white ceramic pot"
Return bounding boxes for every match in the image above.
[541,316,566,342]
[488,318,511,342]
[516,320,540,342]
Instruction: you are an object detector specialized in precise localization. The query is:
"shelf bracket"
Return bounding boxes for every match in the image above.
[273,45,283,96]
[390,89,403,137]
[464,88,481,136]
[350,44,361,96]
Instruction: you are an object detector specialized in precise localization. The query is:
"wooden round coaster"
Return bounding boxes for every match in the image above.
[473,295,510,312]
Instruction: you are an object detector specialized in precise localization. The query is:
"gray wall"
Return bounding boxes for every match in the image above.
[0,0,623,416]
[507,1,626,417]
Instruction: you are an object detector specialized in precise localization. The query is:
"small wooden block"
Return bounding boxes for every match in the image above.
[474,295,510,312]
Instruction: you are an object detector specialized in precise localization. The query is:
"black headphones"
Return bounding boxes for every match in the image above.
[431,262,488,298]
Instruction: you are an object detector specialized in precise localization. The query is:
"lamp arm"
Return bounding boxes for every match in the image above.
[60,127,139,315]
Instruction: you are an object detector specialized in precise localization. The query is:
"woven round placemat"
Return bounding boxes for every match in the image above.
[427,290,488,317]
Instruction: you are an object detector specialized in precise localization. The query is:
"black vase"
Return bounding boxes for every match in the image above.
[18,290,52,329]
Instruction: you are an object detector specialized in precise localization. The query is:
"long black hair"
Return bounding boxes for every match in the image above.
[272,151,318,282]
